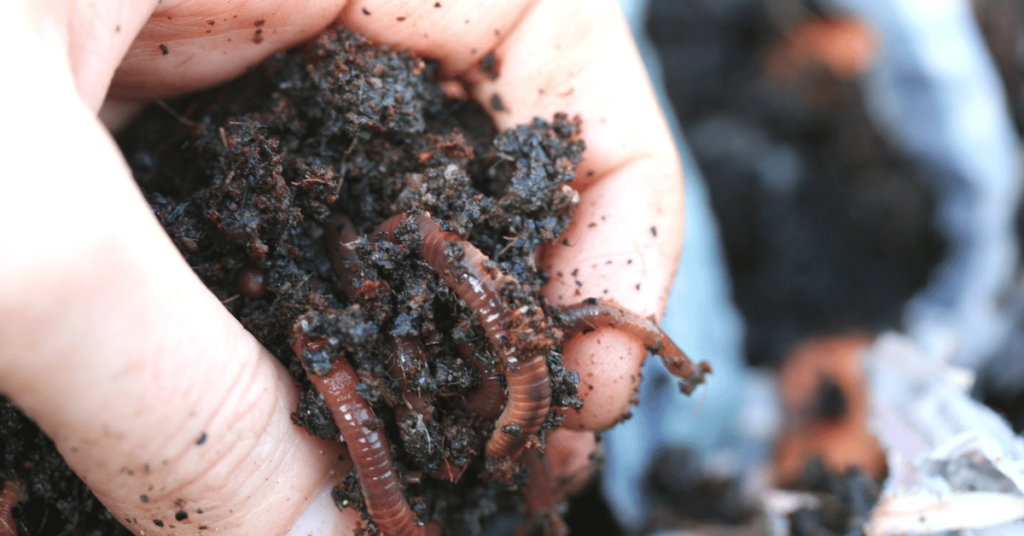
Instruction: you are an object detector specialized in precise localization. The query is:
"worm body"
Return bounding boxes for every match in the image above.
[295,337,427,536]
[457,343,504,420]
[325,214,367,298]
[515,450,568,536]
[558,298,711,394]
[388,336,432,415]
[0,480,22,536]
[375,213,552,462]
[327,214,471,483]
[318,212,704,525]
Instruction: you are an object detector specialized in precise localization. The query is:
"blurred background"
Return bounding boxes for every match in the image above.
[571,0,1024,535]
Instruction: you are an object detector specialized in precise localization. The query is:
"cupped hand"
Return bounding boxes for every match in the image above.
[0,0,683,534]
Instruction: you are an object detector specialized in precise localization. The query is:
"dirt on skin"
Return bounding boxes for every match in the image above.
[120,27,589,535]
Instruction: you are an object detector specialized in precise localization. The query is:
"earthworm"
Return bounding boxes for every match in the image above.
[556,298,711,395]
[294,336,428,536]
[456,343,504,421]
[388,336,433,416]
[327,214,470,483]
[515,450,568,536]
[325,214,368,298]
[374,213,551,462]
[327,213,507,421]
[0,479,22,536]
[326,215,435,417]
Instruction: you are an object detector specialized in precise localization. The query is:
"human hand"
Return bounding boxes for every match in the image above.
[0,0,683,534]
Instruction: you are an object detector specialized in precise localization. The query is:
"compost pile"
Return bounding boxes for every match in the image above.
[120,27,592,536]
[648,0,945,368]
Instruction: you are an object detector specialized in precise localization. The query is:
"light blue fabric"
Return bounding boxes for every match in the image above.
[603,1,749,528]
[825,0,1023,368]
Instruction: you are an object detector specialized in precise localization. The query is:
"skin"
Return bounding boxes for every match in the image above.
[0,0,684,534]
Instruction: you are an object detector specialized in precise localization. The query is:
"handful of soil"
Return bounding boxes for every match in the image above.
[0,27,706,536]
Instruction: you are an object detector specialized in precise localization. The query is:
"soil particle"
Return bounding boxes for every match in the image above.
[787,458,879,536]
[480,52,500,80]
[490,93,505,112]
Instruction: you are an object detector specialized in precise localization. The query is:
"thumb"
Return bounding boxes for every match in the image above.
[0,4,353,535]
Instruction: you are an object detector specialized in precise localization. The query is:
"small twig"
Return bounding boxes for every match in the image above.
[221,294,241,304]
[154,99,200,128]
[336,137,359,195]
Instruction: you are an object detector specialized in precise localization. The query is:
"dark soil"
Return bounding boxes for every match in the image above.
[122,28,586,536]
[786,458,879,536]
[0,0,975,532]
[0,400,132,536]
[975,0,1024,135]
[1,27,591,536]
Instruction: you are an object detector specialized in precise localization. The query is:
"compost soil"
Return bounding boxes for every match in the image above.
[123,27,590,536]
[1,26,594,536]
[0,0,980,534]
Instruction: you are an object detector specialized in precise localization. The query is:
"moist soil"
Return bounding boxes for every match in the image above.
[8,0,1008,534]
[124,27,588,536]
[2,28,589,536]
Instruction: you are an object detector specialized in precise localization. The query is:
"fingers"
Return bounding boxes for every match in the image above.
[546,159,684,431]
[463,0,684,430]
[545,429,599,497]
[356,0,687,429]
[349,0,685,431]
[109,0,683,442]
[109,0,350,102]
[1,10,355,535]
